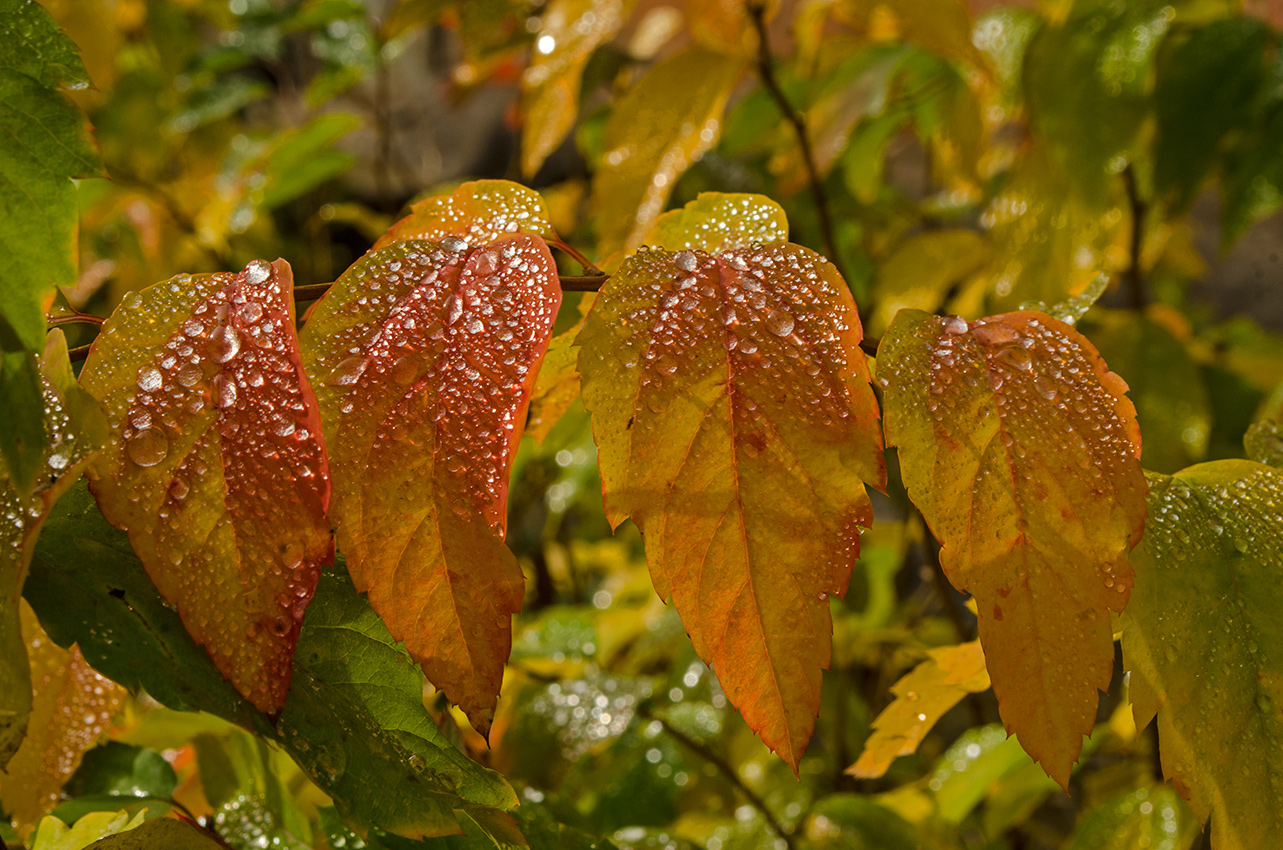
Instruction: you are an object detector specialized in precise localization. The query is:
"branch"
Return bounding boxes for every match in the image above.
[747,3,846,284]
[640,706,798,850]
[1122,165,1147,311]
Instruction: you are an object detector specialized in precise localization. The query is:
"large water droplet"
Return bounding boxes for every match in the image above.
[765,309,794,337]
[127,427,170,467]
[445,295,464,325]
[211,326,241,363]
[243,259,272,286]
[212,374,238,408]
[330,356,368,386]
[137,366,163,392]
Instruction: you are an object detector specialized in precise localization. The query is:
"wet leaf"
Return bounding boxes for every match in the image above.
[0,0,91,89]
[376,180,556,250]
[848,640,989,779]
[300,236,561,734]
[80,260,333,715]
[590,47,742,252]
[280,568,519,839]
[577,241,884,769]
[1083,310,1212,474]
[878,310,1146,787]
[643,192,789,253]
[521,0,632,178]
[1245,418,1283,468]
[84,817,224,849]
[834,0,986,68]
[1063,784,1199,850]
[1,330,105,767]
[0,605,126,829]
[29,810,147,850]
[870,229,990,336]
[1123,461,1283,850]
[526,324,583,443]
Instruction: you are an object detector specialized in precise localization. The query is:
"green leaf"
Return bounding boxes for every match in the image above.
[1063,784,1199,850]
[278,567,519,839]
[1154,17,1269,208]
[1123,461,1283,849]
[1083,310,1212,473]
[0,0,91,89]
[1224,53,1283,241]
[807,795,919,850]
[30,809,148,850]
[85,817,224,849]
[590,46,742,252]
[64,742,178,800]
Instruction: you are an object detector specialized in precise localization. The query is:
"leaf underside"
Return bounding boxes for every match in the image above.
[578,239,884,769]
[301,235,561,735]
[80,260,333,715]
[878,310,1146,787]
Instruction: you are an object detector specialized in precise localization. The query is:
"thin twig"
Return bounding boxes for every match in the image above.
[1122,165,1146,311]
[550,237,605,276]
[747,3,846,284]
[69,342,92,363]
[47,313,104,327]
[641,707,799,850]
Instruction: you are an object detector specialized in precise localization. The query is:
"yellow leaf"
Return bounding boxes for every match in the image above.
[870,228,990,335]
[590,47,742,252]
[878,310,1147,787]
[848,640,989,778]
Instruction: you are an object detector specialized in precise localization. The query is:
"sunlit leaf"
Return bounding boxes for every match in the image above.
[644,192,789,252]
[83,817,224,849]
[848,640,989,779]
[1123,461,1283,850]
[300,235,561,733]
[1084,310,1212,474]
[29,809,147,850]
[1063,784,1199,850]
[0,605,126,829]
[869,229,989,336]
[590,47,742,252]
[577,241,884,768]
[878,310,1146,786]
[833,0,986,68]
[376,179,557,249]
[1,330,104,767]
[521,0,632,178]
[1245,418,1283,468]
[80,260,333,715]
[526,324,583,443]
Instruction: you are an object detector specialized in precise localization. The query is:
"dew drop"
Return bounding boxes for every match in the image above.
[765,310,794,337]
[674,250,698,272]
[445,295,464,325]
[211,326,241,363]
[212,374,238,408]
[330,356,368,386]
[243,259,272,286]
[126,427,170,467]
[137,366,163,392]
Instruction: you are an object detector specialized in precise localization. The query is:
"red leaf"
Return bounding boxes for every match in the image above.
[300,236,561,734]
[81,260,333,715]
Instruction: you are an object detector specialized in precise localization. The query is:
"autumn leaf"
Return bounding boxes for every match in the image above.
[644,192,790,253]
[869,228,990,335]
[80,260,333,715]
[526,323,585,443]
[1122,461,1283,850]
[877,310,1146,787]
[590,46,742,252]
[1063,785,1200,850]
[0,604,126,830]
[521,0,633,178]
[848,640,989,779]
[577,240,884,769]
[1,330,104,767]
[375,179,557,250]
[300,235,561,734]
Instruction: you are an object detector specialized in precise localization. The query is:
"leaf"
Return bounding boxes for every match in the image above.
[835,0,987,69]
[64,742,177,801]
[0,0,91,89]
[1223,52,1283,241]
[299,235,561,734]
[280,568,519,839]
[0,605,126,829]
[526,324,583,443]
[521,0,632,178]
[1153,17,1269,208]
[847,640,989,779]
[30,810,147,850]
[375,180,557,250]
[1083,310,1212,474]
[643,192,790,252]
[870,229,990,336]
[1063,784,1199,850]
[877,310,1147,787]
[1245,418,1283,468]
[26,480,267,730]
[79,260,333,715]
[590,46,742,252]
[2,330,105,767]
[1122,461,1283,850]
[85,818,224,849]
[806,795,919,850]
[577,241,885,769]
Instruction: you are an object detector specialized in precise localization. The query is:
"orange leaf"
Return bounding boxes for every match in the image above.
[375,180,557,250]
[81,260,333,715]
[848,640,989,779]
[577,243,884,769]
[877,310,1146,787]
[300,236,561,735]
[0,603,126,830]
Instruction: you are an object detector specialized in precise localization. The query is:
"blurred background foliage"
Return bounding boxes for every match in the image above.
[10,0,1283,848]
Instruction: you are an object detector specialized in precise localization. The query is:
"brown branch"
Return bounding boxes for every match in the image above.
[640,706,799,850]
[550,237,604,276]
[747,2,846,284]
[1122,165,1147,311]
[47,313,104,327]
[69,342,92,363]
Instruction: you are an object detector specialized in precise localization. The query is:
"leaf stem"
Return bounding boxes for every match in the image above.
[47,314,104,327]
[550,237,605,276]
[747,2,847,285]
[1122,165,1147,311]
[640,706,799,850]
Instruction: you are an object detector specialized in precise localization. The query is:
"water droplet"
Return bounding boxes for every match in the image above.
[674,250,698,272]
[212,374,238,408]
[137,366,163,392]
[211,326,241,363]
[243,259,272,286]
[445,295,464,325]
[331,356,368,386]
[127,427,170,467]
[765,310,794,337]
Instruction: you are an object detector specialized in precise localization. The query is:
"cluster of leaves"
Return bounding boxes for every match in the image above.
[6,1,1283,850]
